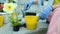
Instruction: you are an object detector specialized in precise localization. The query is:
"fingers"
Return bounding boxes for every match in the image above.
[52,4,60,9]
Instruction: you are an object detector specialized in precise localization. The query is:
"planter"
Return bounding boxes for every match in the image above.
[24,12,38,30]
[25,16,38,30]
[13,24,21,31]
[0,15,4,27]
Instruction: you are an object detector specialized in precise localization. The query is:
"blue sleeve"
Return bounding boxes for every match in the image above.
[38,5,52,20]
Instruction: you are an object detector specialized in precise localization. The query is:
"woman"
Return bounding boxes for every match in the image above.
[47,0,60,34]
[47,5,60,34]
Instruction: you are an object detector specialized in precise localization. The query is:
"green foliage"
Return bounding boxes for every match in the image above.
[0,8,3,12]
[8,0,13,2]
[9,12,20,26]
[15,12,20,17]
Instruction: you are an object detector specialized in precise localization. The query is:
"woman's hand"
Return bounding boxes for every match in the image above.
[47,4,60,22]
[34,0,38,4]
[52,4,60,9]
[37,5,52,20]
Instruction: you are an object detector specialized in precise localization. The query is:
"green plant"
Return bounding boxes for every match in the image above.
[8,0,13,2]
[9,12,20,26]
[0,8,3,12]
[0,3,3,12]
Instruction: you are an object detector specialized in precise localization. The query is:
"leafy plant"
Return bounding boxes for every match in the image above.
[0,8,3,12]
[8,0,13,3]
[0,3,4,12]
[9,12,20,26]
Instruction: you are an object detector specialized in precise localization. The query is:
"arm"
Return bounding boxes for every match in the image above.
[37,4,60,20]
[52,4,60,10]
[34,0,38,4]
[37,5,53,20]
[47,4,60,22]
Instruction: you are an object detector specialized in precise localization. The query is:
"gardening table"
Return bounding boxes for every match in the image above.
[0,20,48,34]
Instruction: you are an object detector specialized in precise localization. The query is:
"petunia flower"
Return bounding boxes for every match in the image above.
[3,3,17,13]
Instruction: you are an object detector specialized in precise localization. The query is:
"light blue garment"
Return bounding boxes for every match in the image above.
[49,0,54,5]
[23,0,43,10]
[22,0,54,19]
[38,0,43,6]
[38,5,52,20]
[23,0,54,11]
[22,0,34,17]
[23,0,34,11]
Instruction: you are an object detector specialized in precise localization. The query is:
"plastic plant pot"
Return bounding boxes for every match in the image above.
[13,24,21,31]
[0,15,4,27]
[24,16,38,30]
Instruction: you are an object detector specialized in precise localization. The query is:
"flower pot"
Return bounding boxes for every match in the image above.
[13,24,21,31]
[0,15,4,27]
[25,16,38,30]
[24,12,38,30]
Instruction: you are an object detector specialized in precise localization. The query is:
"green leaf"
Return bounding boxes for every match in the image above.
[8,0,13,2]
[9,12,20,26]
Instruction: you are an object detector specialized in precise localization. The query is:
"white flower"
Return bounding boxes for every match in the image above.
[3,3,17,13]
